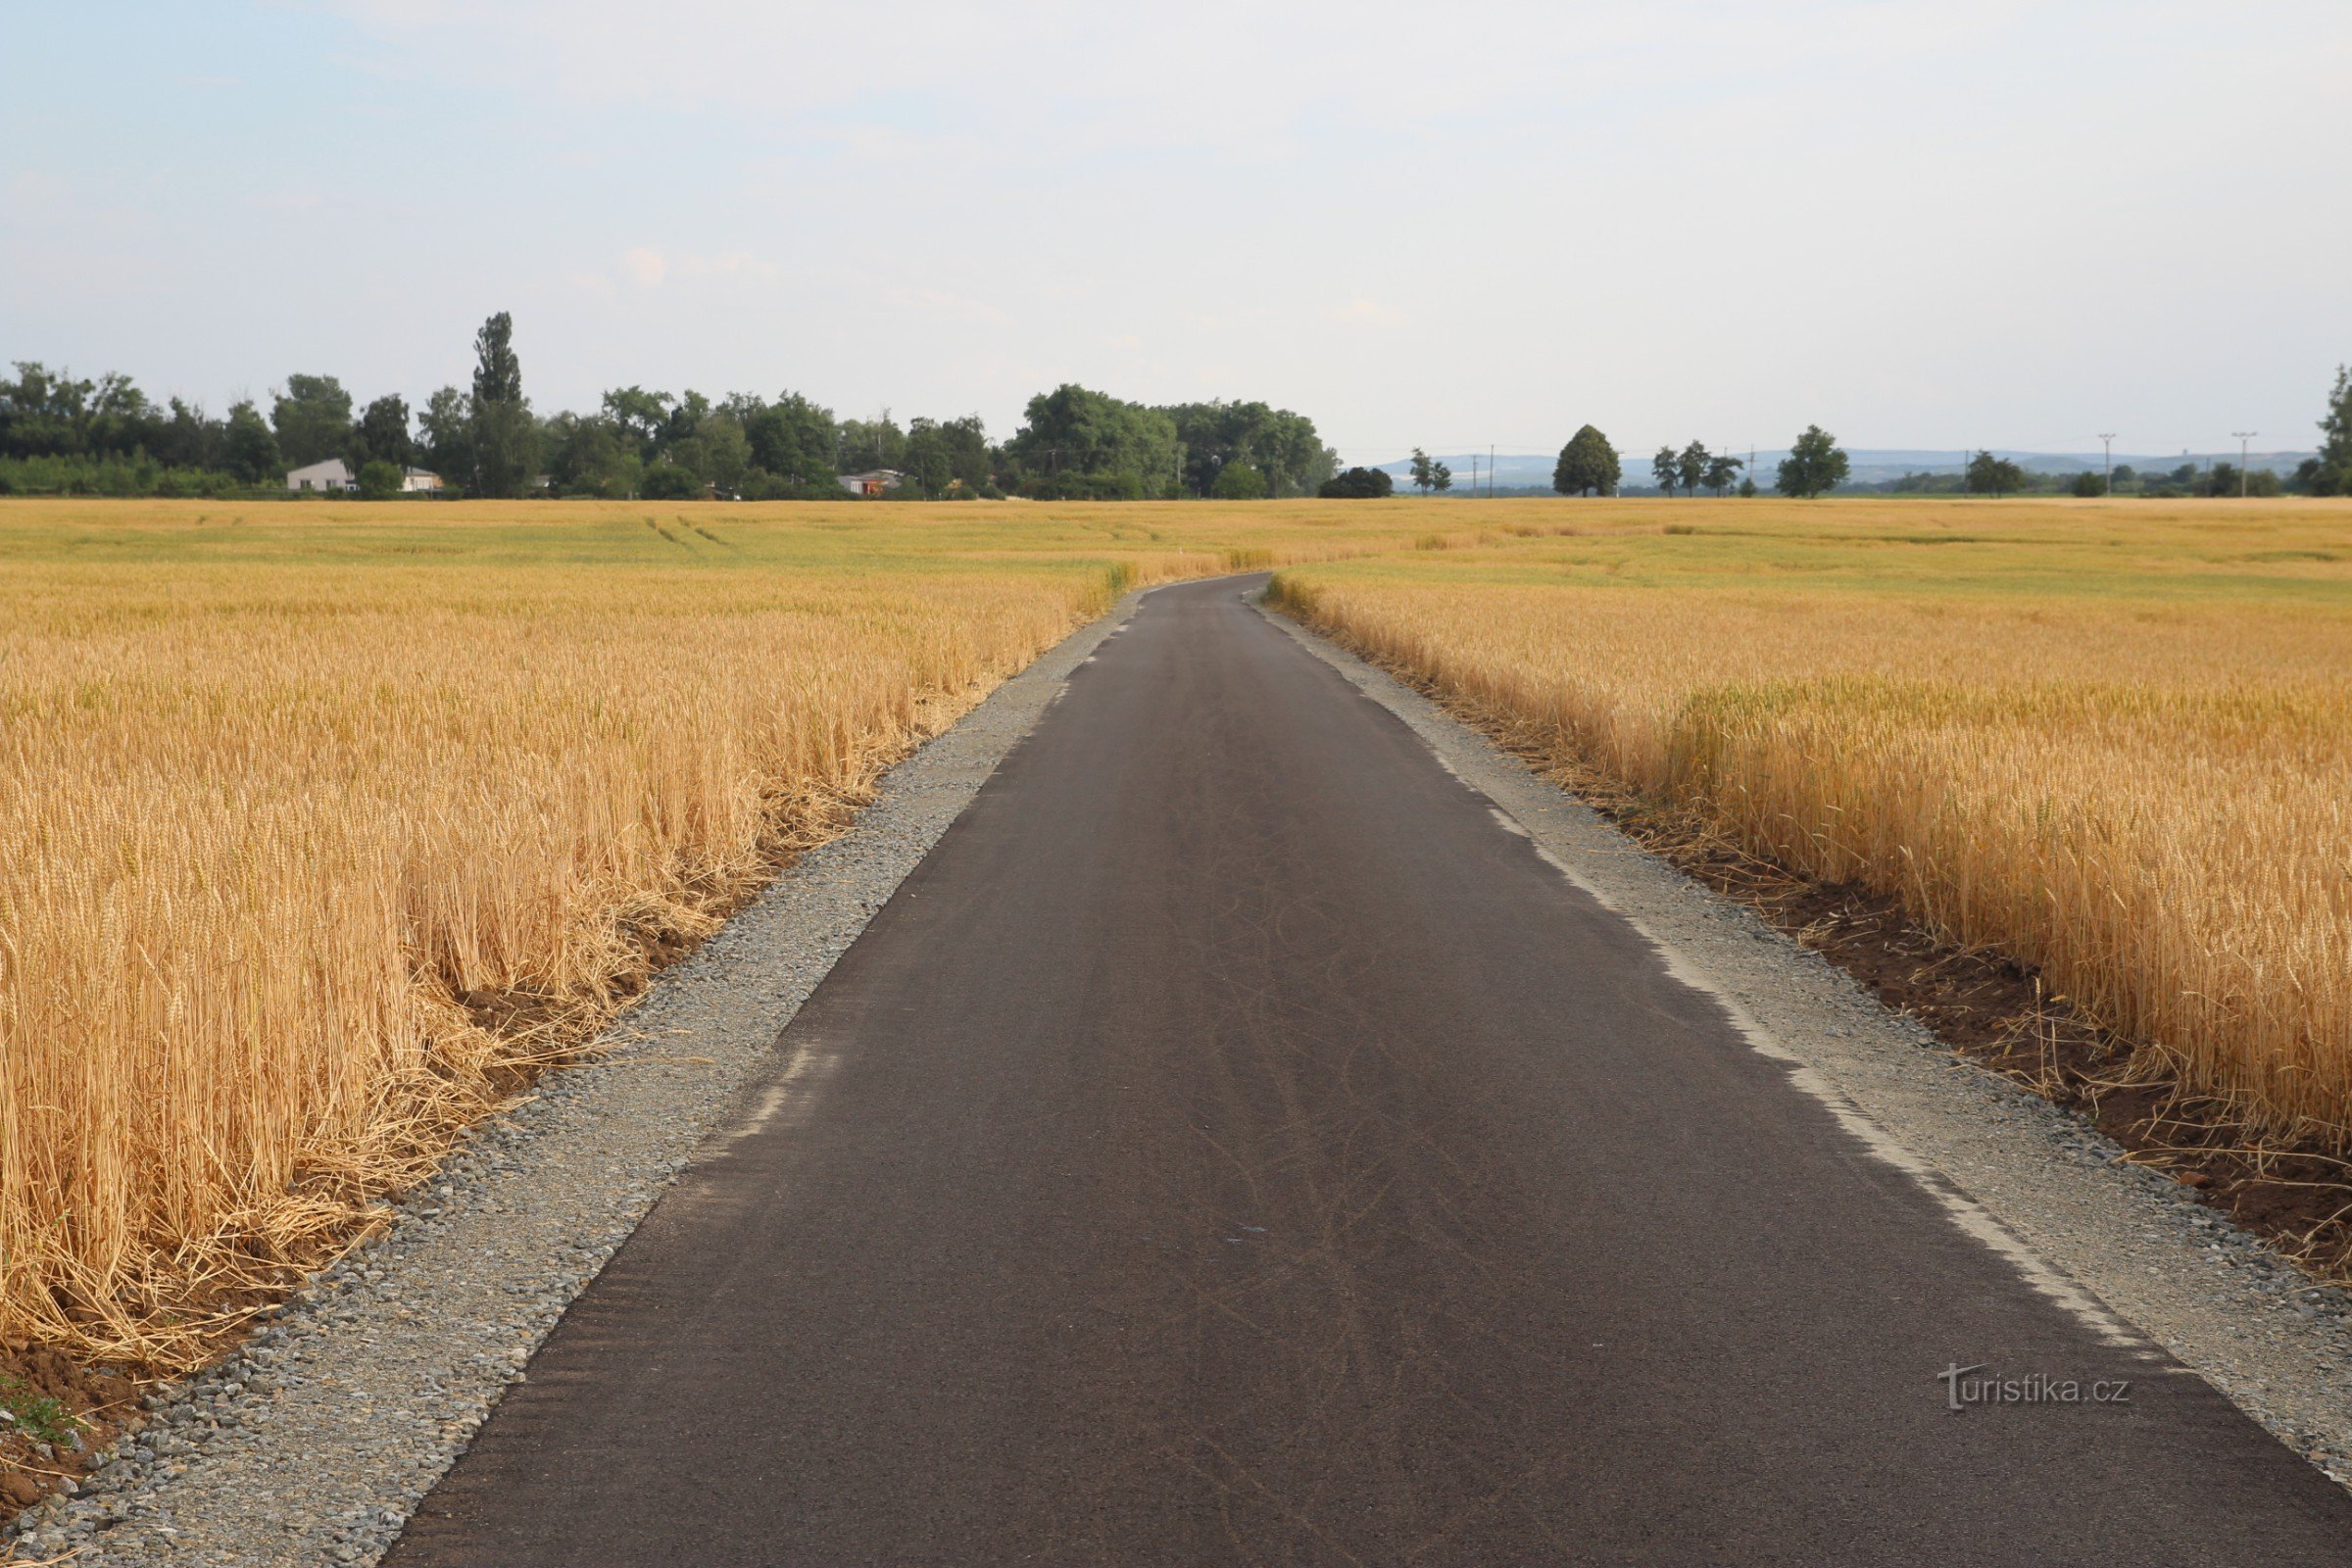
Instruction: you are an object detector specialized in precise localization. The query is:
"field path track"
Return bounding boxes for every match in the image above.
[387,575,2352,1564]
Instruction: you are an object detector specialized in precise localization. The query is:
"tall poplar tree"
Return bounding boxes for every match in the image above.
[468,312,536,498]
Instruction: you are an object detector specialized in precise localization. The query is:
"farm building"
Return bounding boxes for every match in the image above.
[838,468,904,498]
[286,458,355,491]
[283,461,444,493]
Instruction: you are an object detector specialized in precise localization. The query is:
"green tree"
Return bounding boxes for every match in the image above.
[468,312,536,497]
[1213,462,1268,499]
[221,400,282,485]
[1651,445,1679,496]
[355,460,403,499]
[1775,425,1849,498]
[2071,470,2107,497]
[602,386,674,462]
[542,412,638,497]
[741,392,840,490]
[1702,453,1743,495]
[639,462,703,500]
[418,386,474,495]
[2206,462,2241,498]
[1737,476,1757,497]
[1553,425,1620,496]
[1409,447,1435,494]
[351,394,415,471]
[2311,365,2352,494]
[1003,385,1180,497]
[696,412,752,494]
[1318,466,1395,498]
[1965,450,2026,494]
[1159,400,1336,497]
[1678,441,1709,497]
[1431,459,1452,494]
[271,374,353,467]
[837,411,906,474]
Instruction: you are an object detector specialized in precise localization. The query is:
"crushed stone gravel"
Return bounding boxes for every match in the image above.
[1259,594,2352,1494]
[0,593,1146,1568]
[13,577,2349,1563]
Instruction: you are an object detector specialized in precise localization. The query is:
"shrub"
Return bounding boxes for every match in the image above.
[1318,466,1395,499]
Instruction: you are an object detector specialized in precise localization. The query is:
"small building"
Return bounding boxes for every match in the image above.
[400,466,443,494]
[286,458,355,492]
[838,468,903,498]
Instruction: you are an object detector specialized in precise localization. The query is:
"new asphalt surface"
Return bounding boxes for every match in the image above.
[387,576,2352,1565]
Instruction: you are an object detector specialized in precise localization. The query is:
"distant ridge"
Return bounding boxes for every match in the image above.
[1373,448,2321,490]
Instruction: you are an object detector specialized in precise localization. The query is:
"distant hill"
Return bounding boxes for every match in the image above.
[1374,448,2320,492]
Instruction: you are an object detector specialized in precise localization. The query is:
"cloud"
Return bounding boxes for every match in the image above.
[1323,299,1405,327]
[620,246,666,288]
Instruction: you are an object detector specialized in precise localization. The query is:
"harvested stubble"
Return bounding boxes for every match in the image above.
[1272,500,2352,1155]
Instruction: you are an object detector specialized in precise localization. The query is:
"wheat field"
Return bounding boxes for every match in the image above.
[0,498,1422,1364]
[1271,498,2352,1155]
[8,494,2352,1366]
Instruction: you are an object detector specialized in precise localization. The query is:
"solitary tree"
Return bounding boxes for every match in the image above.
[468,311,536,498]
[1702,453,1744,495]
[1431,458,1452,494]
[1651,445,1680,496]
[1678,440,1709,498]
[1553,425,1620,496]
[1409,447,1436,494]
[1775,425,1850,498]
[1964,449,2026,494]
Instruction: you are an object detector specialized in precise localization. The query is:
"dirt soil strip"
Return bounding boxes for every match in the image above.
[0,591,1153,1568]
[1254,597,2352,1483]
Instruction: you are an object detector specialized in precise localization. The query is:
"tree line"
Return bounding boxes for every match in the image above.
[0,314,1341,502]
[1543,424,1849,499]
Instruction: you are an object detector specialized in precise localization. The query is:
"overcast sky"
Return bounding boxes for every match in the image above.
[5,1,2347,461]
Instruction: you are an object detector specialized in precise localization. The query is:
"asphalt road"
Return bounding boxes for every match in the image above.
[388,576,2352,1565]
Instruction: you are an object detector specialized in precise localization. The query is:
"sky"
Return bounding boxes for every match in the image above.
[4,1,2348,464]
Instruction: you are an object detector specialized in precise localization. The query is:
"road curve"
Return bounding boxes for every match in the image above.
[388,575,2352,1565]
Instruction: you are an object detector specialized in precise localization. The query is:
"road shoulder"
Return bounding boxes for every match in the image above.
[2,590,1152,1568]
[1256,590,2352,1492]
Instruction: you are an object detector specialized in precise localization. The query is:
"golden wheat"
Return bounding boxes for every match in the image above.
[1273,499,2352,1152]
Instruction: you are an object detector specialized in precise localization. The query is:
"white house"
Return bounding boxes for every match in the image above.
[286,458,355,492]
[285,460,444,494]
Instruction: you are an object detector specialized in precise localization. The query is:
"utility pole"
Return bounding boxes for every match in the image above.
[2097,432,2116,495]
[2233,431,2257,497]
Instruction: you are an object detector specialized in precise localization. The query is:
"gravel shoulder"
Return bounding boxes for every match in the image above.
[14,575,2349,1564]
[0,592,1150,1568]
[1257,595,2352,1489]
